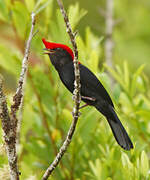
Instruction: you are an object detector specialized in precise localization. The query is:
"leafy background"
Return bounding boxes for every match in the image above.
[0,0,150,179]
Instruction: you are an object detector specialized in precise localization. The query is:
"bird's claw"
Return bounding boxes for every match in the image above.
[81,96,96,102]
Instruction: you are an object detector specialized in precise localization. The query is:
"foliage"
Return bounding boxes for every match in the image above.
[0,0,150,180]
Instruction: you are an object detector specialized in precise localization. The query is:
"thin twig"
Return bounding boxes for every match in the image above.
[105,0,114,68]
[0,12,36,180]
[104,0,115,86]
[42,0,81,179]
[10,12,36,120]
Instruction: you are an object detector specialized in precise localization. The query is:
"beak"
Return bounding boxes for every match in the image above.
[43,48,56,55]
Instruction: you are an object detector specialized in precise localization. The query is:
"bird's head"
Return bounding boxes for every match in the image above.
[42,38,74,70]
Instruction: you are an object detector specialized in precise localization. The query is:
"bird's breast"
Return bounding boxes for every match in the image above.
[58,63,75,93]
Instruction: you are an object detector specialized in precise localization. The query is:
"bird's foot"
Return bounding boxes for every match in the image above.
[79,103,89,109]
[81,96,96,102]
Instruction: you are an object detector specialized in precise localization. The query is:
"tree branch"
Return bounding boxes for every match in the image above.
[105,0,114,68]
[0,77,19,179]
[10,12,36,121]
[0,12,36,180]
[42,0,81,179]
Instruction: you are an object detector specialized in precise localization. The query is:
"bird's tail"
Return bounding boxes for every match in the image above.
[97,105,133,150]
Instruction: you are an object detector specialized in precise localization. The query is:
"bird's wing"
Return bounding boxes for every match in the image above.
[79,64,114,107]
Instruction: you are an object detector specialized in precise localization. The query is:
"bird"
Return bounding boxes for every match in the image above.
[42,38,133,150]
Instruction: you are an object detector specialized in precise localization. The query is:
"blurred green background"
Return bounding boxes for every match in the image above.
[0,0,150,179]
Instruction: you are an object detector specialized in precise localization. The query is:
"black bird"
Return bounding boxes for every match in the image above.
[42,38,133,150]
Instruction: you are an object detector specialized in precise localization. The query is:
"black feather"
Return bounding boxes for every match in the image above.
[47,48,133,150]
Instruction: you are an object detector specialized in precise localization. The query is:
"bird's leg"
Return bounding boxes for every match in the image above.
[79,96,96,109]
[79,103,89,109]
[81,96,96,102]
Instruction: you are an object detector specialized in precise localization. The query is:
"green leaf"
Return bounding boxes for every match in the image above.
[88,50,99,73]
[89,159,101,180]
[50,9,69,42]
[119,92,133,113]
[12,1,29,39]
[136,76,145,92]
[141,95,150,107]
[61,108,72,122]
[0,45,21,76]
[24,0,35,12]
[140,150,149,177]
[77,107,99,143]
[0,0,10,22]
[121,152,135,179]
[113,83,121,103]
[135,110,150,120]
[106,178,112,180]
[130,64,145,97]
[34,0,53,15]
[104,64,126,91]
[98,72,111,93]
[68,3,87,30]
[85,27,102,54]
[116,64,123,77]
[123,61,130,91]
[122,153,131,167]
[76,35,87,62]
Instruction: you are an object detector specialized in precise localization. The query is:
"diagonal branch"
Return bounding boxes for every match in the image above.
[42,0,81,179]
[0,12,36,180]
[10,12,36,121]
